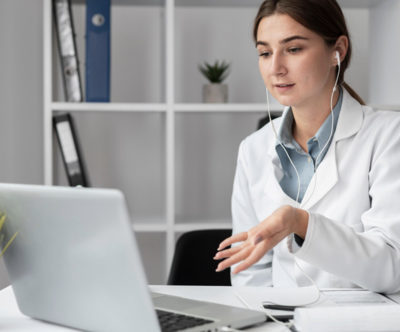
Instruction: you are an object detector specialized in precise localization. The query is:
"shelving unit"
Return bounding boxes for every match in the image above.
[44,0,400,284]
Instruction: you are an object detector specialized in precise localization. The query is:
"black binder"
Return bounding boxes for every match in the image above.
[53,0,83,102]
[53,114,90,187]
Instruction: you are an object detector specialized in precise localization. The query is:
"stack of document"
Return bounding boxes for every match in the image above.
[294,306,400,332]
[234,287,399,331]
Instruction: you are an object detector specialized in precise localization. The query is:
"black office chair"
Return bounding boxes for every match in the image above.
[257,113,279,130]
[167,229,232,286]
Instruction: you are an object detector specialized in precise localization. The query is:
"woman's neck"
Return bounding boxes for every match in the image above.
[292,88,340,152]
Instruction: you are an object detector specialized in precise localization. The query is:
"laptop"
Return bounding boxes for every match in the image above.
[0,183,265,332]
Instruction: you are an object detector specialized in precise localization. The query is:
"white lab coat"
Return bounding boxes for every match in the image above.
[231,87,400,294]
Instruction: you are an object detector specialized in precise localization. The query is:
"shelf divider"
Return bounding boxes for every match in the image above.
[165,0,175,281]
[44,0,52,186]
[51,102,167,112]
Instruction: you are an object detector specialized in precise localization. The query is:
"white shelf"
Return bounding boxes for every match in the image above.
[132,222,232,233]
[50,102,400,113]
[174,222,232,233]
[175,103,282,113]
[132,223,168,232]
[51,102,283,113]
[131,217,167,232]
[51,102,167,112]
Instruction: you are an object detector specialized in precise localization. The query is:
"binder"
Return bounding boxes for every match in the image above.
[53,113,90,187]
[86,0,111,102]
[53,0,83,102]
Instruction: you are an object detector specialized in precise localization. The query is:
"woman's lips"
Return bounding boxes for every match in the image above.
[275,84,295,92]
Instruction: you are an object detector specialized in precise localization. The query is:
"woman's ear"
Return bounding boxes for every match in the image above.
[334,35,349,65]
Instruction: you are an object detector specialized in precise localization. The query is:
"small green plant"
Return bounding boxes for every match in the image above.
[0,213,18,259]
[198,60,231,83]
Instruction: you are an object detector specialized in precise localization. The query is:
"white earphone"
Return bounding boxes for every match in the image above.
[335,50,341,66]
[261,50,342,328]
[334,51,340,91]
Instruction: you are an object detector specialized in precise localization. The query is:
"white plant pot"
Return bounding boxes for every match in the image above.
[203,83,228,103]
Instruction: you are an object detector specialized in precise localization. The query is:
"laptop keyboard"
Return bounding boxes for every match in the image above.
[156,309,214,332]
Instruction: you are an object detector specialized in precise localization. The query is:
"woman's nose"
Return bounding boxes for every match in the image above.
[270,54,287,77]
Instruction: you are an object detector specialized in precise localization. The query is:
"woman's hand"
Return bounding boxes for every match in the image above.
[214,205,309,275]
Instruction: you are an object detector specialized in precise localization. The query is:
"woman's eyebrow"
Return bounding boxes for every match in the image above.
[256,35,309,47]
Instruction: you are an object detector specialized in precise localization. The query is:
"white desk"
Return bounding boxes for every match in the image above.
[0,285,289,332]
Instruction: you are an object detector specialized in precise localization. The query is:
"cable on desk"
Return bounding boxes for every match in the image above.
[221,326,243,332]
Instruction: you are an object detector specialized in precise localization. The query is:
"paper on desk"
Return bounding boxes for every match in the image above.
[322,290,397,306]
[387,290,400,305]
[294,305,400,332]
[234,287,337,316]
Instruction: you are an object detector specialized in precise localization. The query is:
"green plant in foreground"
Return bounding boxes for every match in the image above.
[199,60,231,83]
[0,213,18,259]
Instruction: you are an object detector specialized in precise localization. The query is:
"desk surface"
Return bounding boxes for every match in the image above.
[0,285,289,332]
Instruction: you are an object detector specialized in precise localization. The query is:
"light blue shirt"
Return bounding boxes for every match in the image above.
[275,87,343,204]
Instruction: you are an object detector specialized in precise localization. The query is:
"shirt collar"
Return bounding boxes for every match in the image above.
[312,86,343,151]
[276,106,295,148]
[275,86,343,152]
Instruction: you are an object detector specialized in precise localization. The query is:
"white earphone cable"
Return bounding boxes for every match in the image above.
[260,52,341,326]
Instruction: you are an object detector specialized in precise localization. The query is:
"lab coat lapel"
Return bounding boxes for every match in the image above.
[299,141,338,210]
[300,87,364,211]
[264,108,298,207]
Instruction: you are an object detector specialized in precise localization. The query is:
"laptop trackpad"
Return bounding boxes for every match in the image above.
[153,296,207,312]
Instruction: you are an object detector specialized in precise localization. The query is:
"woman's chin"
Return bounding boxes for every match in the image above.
[273,96,294,107]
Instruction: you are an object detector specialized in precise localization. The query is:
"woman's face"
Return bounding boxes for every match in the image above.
[257,14,335,108]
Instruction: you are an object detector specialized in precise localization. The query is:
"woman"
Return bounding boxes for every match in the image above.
[214,0,400,294]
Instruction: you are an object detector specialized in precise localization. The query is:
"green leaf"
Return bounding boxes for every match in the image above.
[198,60,232,83]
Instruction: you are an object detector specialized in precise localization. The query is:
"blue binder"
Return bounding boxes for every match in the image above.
[86,0,110,102]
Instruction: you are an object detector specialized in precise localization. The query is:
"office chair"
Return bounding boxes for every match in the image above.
[167,229,232,286]
[257,113,279,130]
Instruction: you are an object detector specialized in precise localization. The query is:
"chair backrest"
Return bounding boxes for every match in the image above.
[167,229,232,286]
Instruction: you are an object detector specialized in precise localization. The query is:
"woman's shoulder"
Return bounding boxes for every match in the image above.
[360,105,400,138]
[240,116,283,158]
[361,104,400,121]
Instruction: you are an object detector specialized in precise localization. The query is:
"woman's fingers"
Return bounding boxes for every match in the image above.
[216,245,254,272]
[233,230,286,274]
[251,214,289,245]
[213,245,242,260]
[217,232,248,251]
[232,241,270,274]
[216,206,301,275]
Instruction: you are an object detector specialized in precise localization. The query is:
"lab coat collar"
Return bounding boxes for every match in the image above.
[332,86,363,142]
[264,86,363,210]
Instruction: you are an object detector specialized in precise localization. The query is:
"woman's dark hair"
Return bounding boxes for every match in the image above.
[253,0,366,105]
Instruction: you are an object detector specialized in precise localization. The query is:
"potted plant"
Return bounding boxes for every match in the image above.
[199,60,231,103]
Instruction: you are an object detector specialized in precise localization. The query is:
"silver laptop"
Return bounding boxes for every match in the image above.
[0,183,265,332]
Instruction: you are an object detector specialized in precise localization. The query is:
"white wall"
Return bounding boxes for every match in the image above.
[343,8,370,102]
[369,0,400,104]
[0,0,44,290]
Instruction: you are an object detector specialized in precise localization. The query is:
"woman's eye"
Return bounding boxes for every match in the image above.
[289,48,302,54]
[259,52,271,58]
